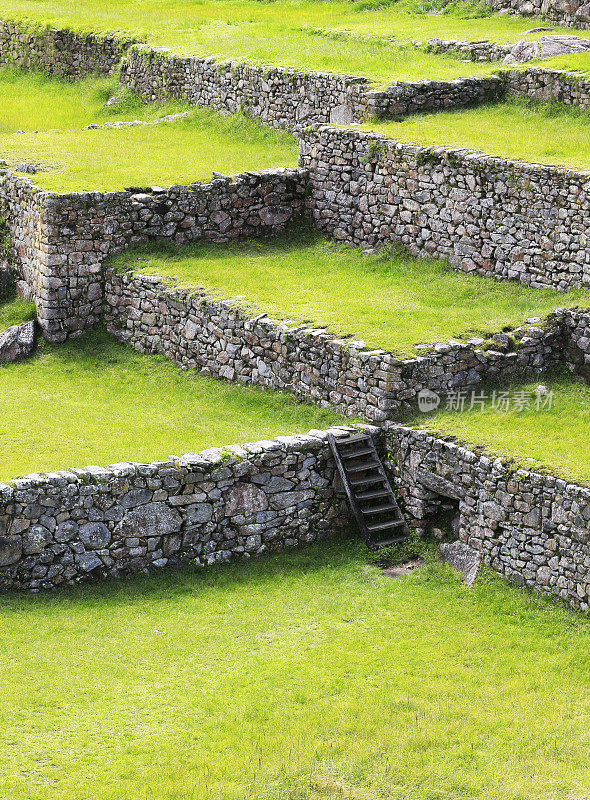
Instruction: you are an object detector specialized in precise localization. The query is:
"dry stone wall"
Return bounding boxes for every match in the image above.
[0,19,135,78]
[301,125,590,292]
[418,38,512,61]
[120,45,503,130]
[0,427,356,591]
[484,0,590,28]
[387,423,590,612]
[506,66,590,108]
[104,268,586,421]
[1,169,306,342]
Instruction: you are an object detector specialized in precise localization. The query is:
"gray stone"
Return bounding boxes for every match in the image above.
[439,541,482,587]
[0,536,22,566]
[116,502,182,538]
[79,522,111,550]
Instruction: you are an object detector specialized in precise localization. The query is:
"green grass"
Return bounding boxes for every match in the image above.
[366,98,590,170]
[0,294,36,329]
[0,536,588,799]
[0,67,189,135]
[410,374,590,484]
[0,329,342,480]
[3,0,590,84]
[108,227,590,355]
[0,107,297,192]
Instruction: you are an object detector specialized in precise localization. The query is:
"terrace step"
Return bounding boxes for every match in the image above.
[328,431,411,551]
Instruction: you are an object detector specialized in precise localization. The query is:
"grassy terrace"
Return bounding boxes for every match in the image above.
[0,330,341,480]
[0,107,297,192]
[0,68,188,135]
[366,98,590,171]
[110,228,590,355]
[0,295,35,330]
[0,537,588,799]
[412,375,590,484]
[3,0,590,83]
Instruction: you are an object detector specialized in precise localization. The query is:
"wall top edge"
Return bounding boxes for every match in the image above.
[384,422,590,494]
[303,124,590,179]
[0,424,379,497]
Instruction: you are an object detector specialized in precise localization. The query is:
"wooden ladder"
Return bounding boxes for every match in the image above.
[328,430,411,550]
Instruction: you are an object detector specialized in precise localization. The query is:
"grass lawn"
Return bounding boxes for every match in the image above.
[366,98,590,170]
[0,294,36,330]
[410,375,590,484]
[3,0,589,84]
[0,329,342,480]
[0,537,587,799]
[0,67,188,135]
[0,108,297,192]
[109,227,590,355]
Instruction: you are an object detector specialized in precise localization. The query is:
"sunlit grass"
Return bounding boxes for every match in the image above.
[0,67,189,134]
[410,374,590,483]
[0,293,35,330]
[366,98,590,170]
[109,227,590,355]
[0,537,587,800]
[3,0,589,83]
[0,328,342,479]
[0,107,297,192]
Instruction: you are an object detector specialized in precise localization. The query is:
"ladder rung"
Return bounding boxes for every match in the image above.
[345,461,381,473]
[372,534,411,548]
[361,503,398,516]
[341,446,375,459]
[367,520,406,533]
[350,475,387,487]
[356,489,391,501]
[337,434,371,447]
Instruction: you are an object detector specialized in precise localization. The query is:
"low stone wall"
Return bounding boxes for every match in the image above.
[0,427,357,591]
[0,19,135,78]
[506,66,590,108]
[0,174,48,326]
[301,125,590,291]
[561,306,590,380]
[386,424,590,612]
[105,268,585,421]
[1,169,306,342]
[483,0,590,28]
[418,38,512,62]
[120,45,503,130]
[364,76,503,119]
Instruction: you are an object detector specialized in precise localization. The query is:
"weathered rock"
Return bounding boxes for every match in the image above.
[0,536,22,566]
[440,541,482,587]
[116,502,182,539]
[0,321,35,363]
[79,522,111,550]
[504,35,590,63]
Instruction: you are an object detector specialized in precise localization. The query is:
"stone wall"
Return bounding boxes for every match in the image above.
[104,268,586,421]
[120,45,503,130]
[301,125,590,291]
[506,66,590,108]
[0,19,135,79]
[364,76,503,120]
[418,38,512,62]
[1,169,306,342]
[561,306,590,380]
[483,0,590,28]
[0,173,48,325]
[0,426,357,591]
[386,423,590,612]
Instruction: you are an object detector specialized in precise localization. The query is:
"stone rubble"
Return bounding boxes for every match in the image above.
[0,320,35,362]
